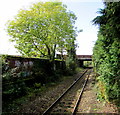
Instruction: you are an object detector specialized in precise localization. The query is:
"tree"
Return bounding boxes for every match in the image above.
[92,2,120,104]
[6,2,78,62]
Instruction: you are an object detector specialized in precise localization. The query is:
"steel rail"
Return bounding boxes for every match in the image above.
[72,70,92,115]
[42,69,88,115]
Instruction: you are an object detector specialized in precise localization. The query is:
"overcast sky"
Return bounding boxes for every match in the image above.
[0,0,104,55]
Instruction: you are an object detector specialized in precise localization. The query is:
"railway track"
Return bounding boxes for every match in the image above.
[42,69,92,115]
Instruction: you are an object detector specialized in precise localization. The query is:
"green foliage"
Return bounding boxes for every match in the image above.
[93,2,120,104]
[34,83,41,88]
[6,2,78,61]
[2,58,67,106]
[65,56,77,75]
[84,61,92,67]
[65,43,78,74]
[3,81,27,101]
[1,55,8,73]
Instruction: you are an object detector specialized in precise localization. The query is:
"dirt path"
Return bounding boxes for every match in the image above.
[77,72,119,114]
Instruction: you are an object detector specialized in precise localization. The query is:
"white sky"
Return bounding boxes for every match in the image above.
[0,0,104,55]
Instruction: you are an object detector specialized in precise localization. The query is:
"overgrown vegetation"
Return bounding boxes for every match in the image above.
[3,57,81,113]
[2,54,80,113]
[83,61,92,68]
[92,2,120,107]
[3,1,81,112]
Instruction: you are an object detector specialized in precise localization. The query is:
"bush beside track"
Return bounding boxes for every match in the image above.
[2,55,67,102]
